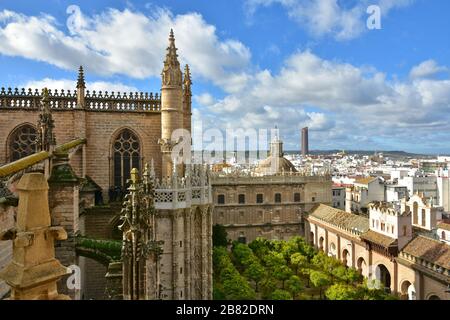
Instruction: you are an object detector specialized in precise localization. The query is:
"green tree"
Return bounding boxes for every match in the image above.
[311,252,340,275]
[260,276,278,300]
[325,283,357,300]
[273,264,293,289]
[263,251,285,268]
[233,243,254,267]
[344,268,361,285]
[331,265,347,282]
[290,253,308,275]
[213,224,228,247]
[270,289,293,300]
[299,267,312,287]
[310,271,331,299]
[222,275,256,300]
[244,262,266,292]
[286,275,303,299]
[248,238,270,259]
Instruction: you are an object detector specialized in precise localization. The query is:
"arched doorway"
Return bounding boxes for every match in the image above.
[400,281,416,300]
[319,237,324,251]
[357,257,366,275]
[375,264,391,292]
[309,232,314,245]
[428,295,441,300]
[342,249,350,267]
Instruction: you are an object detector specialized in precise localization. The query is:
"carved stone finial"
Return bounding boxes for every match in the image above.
[130,168,139,185]
[0,173,69,300]
[77,66,85,89]
[161,29,182,87]
[36,87,56,152]
[184,64,192,89]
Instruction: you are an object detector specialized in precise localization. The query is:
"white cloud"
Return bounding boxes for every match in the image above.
[0,7,251,92]
[21,78,139,93]
[245,0,415,40]
[194,93,215,106]
[2,4,449,152]
[201,49,450,150]
[410,60,448,79]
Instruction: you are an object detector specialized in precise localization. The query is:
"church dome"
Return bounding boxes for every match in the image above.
[255,156,297,175]
[254,136,297,175]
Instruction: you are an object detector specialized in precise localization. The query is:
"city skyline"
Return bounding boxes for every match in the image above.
[0,0,450,154]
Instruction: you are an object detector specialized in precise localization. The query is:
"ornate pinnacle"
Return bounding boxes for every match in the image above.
[130,168,139,185]
[161,29,182,87]
[184,64,192,90]
[41,88,50,111]
[77,66,85,89]
[36,87,56,151]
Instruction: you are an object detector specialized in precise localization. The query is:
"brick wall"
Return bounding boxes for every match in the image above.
[0,109,163,201]
[79,256,108,300]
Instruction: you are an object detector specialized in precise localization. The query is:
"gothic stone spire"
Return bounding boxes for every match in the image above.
[161,29,182,87]
[183,64,192,93]
[36,88,56,152]
[77,66,85,89]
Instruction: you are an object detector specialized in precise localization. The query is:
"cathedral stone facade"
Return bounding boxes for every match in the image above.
[0,30,212,300]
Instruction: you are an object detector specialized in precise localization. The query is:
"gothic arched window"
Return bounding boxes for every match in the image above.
[112,129,141,188]
[8,124,37,161]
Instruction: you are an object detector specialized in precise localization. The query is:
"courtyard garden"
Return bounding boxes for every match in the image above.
[213,227,396,300]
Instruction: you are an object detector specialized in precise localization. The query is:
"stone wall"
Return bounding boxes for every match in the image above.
[0,109,163,201]
[156,205,213,300]
[307,215,450,300]
[0,205,14,299]
[212,176,332,243]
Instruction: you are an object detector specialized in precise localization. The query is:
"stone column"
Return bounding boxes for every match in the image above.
[0,173,69,300]
[201,207,208,300]
[184,209,191,299]
[208,207,213,299]
[190,209,196,298]
[337,235,341,260]
[393,260,398,294]
[351,242,356,268]
[314,224,318,249]
[172,211,182,299]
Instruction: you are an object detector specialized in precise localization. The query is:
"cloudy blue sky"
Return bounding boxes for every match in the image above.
[1,0,450,154]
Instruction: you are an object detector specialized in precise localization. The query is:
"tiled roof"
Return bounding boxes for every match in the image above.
[437,222,450,232]
[401,235,450,268]
[354,177,377,185]
[360,230,398,248]
[309,204,369,233]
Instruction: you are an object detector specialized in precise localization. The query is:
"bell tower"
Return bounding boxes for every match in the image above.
[160,29,184,178]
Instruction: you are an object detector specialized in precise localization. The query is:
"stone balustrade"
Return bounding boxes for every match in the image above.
[0,87,161,112]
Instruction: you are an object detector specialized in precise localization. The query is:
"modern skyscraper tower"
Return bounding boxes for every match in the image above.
[301,127,309,157]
